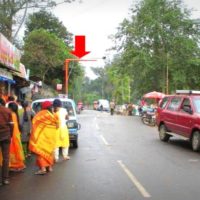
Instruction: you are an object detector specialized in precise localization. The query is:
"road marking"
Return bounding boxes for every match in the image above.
[188,159,199,162]
[100,135,109,146]
[96,124,100,130]
[94,117,100,130]
[117,160,151,198]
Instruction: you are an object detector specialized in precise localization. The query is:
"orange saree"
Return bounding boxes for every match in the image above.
[9,112,25,169]
[29,110,59,167]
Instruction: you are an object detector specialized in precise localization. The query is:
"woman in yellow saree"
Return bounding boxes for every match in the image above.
[29,101,59,175]
[8,102,26,171]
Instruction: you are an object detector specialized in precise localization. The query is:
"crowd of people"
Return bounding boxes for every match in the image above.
[0,97,70,186]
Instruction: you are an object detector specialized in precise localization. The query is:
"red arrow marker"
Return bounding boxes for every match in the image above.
[70,35,90,59]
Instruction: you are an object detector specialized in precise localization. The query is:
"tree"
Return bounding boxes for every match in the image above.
[22,29,84,94]
[24,10,72,45]
[110,0,200,98]
[0,0,76,41]
[22,29,70,82]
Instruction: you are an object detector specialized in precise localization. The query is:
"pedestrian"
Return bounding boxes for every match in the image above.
[7,102,26,172]
[20,101,35,158]
[29,101,59,175]
[110,99,115,115]
[53,99,70,162]
[127,103,133,116]
[100,104,103,112]
[0,98,13,186]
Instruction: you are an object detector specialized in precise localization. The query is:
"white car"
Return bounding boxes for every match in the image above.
[97,99,110,111]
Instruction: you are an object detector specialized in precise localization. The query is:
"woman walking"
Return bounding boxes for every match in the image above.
[29,101,59,175]
[7,102,26,171]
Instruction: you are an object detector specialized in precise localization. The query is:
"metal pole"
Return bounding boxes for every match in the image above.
[65,60,69,95]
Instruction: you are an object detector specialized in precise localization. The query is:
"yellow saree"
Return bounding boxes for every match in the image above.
[55,108,70,148]
[29,110,59,166]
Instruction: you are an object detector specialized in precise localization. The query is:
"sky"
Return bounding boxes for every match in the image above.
[51,0,200,79]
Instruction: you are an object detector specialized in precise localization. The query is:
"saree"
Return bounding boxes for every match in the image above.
[55,108,70,148]
[29,110,59,166]
[0,112,25,169]
[9,112,25,169]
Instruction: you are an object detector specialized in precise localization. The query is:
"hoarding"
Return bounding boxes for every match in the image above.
[0,33,21,70]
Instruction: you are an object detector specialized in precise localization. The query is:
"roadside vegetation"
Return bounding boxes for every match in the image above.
[1,0,200,104]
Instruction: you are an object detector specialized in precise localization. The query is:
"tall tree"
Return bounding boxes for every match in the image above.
[111,0,200,98]
[22,29,70,82]
[0,0,76,41]
[24,10,72,45]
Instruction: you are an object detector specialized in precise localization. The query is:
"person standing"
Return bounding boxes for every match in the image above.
[53,99,70,162]
[29,101,59,175]
[0,98,13,186]
[7,102,26,172]
[110,100,115,115]
[20,101,35,158]
[127,103,133,116]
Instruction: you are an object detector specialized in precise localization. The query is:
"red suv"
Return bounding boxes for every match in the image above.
[156,90,200,151]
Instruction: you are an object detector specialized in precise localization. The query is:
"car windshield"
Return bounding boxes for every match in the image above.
[193,98,200,113]
[62,101,75,116]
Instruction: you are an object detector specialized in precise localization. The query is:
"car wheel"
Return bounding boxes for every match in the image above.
[159,124,170,142]
[73,140,78,148]
[192,131,200,151]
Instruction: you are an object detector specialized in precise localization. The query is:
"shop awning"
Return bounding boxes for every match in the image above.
[0,76,16,84]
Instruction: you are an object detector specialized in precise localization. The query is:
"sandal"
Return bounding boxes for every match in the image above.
[34,170,46,175]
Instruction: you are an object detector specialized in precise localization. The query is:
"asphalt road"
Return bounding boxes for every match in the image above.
[1,110,200,200]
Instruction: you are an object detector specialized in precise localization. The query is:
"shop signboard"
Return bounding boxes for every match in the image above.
[0,33,21,70]
[0,68,15,84]
[14,63,27,79]
[0,68,13,80]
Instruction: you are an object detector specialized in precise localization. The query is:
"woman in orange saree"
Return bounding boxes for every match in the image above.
[8,102,26,171]
[29,101,59,175]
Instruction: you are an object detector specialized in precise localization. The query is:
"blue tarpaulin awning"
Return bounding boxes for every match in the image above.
[0,76,16,84]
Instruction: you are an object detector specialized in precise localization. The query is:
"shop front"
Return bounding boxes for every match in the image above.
[0,67,16,102]
[0,32,29,102]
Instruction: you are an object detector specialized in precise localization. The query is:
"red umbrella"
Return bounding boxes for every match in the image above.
[143,91,165,99]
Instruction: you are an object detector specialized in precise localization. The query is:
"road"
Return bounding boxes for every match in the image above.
[1,110,200,200]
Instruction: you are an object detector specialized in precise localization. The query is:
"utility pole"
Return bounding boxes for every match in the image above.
[64,58,96,96]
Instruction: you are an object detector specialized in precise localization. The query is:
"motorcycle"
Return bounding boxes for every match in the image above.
[141,109,156,126]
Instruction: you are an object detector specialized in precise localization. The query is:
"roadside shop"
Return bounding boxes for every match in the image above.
[0,33,29,102]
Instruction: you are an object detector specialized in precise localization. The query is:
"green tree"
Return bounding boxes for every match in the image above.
[0,0,76,41]
[22,29,70,82]
[25,10,72,44]
[110,0,200,98]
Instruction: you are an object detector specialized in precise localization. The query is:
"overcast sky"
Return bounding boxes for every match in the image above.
[52,0,200,79]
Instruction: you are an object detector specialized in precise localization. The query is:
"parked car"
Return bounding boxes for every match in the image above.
[31,97,81,148]
[156,90,200,151]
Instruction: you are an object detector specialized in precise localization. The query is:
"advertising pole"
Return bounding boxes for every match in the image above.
[65,60,69,95]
